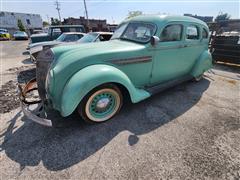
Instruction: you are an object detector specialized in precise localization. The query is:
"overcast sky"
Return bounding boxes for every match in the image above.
[2,0,240,24]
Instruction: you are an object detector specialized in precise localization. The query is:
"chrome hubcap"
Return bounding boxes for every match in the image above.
[96,97,110,110]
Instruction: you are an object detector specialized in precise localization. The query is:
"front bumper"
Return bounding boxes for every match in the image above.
[0,37,10,40]
[18,78,52,127]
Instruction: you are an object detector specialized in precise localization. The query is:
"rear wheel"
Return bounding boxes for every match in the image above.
[78,84,123,123]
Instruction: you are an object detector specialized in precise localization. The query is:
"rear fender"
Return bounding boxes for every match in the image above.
[190,50,213,77]
[60,64,150,117]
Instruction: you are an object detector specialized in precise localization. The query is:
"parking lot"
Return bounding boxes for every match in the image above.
[0,40,239,179]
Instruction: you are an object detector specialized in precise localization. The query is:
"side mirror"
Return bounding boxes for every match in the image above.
[150,36,160,46]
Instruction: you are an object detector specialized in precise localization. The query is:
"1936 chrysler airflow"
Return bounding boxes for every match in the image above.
[19,15,212,126]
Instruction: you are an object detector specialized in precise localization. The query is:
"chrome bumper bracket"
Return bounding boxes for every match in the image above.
[18,78,52,127]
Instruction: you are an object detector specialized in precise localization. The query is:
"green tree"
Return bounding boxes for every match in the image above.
[126,11,143,19]
[51,18,61,25]
[215,12,231,22]
[43,21,49,27]
[17,19,25,32]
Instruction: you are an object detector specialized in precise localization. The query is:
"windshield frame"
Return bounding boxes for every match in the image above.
[56,33,67,42]
[111,21,157,44]
[77,32,99,43]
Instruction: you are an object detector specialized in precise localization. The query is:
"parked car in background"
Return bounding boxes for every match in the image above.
[27,32,85,62]
[29,25,85,44]
[0,29,10,40]
[19,15,212,126]
[78,32,113,43]
[13,31,28,40]
[32,29,45,34]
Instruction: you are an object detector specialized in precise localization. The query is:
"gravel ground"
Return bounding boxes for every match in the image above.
[0,41,239,180]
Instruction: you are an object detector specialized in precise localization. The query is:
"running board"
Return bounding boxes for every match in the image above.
[146,76,192,95]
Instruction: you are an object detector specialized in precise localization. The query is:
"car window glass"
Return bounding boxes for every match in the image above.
[64,34,79,42]
[121,22,156,43]
[78,33,98,43]
[77,34,84,39]
[160,24,182,42]
[202,28,208,38]
[98,34,112,41]
[186,25,199,40]
[52,28,62,36]
[111,23,128,40]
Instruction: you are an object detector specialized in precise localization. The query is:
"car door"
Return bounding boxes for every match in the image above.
[180,24,204,73]
[150,23,187,85]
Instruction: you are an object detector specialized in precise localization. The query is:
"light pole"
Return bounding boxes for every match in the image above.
[83,0,89,31]
[54,0,62,24]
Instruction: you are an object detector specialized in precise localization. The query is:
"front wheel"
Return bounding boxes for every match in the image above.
[78,84,123,123]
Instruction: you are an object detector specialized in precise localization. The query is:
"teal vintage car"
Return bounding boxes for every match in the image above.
[19,15,212,126]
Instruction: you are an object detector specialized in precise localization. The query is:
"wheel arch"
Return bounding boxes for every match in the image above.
[59,64,150,117]
[190,50,213,77]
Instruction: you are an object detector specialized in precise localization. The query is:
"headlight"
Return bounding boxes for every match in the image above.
[45,69,53,90]
[30,46,43,54]
[37,48,54,61]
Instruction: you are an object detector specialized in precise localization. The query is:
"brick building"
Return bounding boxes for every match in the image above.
[63,16,108,32]
[184,14,213,23]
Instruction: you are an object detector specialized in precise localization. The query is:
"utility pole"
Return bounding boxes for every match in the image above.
[54,0,62,24]
[83,0,89,31]
[46,14,50,24]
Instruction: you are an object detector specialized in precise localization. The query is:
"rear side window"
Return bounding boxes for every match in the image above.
[186,25,199,40]
[160,24,182,42]
[64,34,80,42]
[202,28,208,38]
[52,28,62,36]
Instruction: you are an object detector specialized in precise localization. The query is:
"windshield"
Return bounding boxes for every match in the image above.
[111,22,156,43]
[78,33,98,43]
[0,29,7,33]
[56,33,67,41]
[15,31,26,35]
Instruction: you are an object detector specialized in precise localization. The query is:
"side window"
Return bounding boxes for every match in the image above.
[186,25,199,40]
[160,24,182,42]
[64,34,79,42]
[52,28,62,36]
[202,28,208,39]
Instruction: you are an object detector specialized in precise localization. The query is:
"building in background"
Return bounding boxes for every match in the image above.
[184,14,213,23]
[0,11,43,35]
[107,24,118,32]
[63,16,109,32]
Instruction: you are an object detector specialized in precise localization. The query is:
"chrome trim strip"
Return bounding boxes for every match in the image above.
[109,56,152,65]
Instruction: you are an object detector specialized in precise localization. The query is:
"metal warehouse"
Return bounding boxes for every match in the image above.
[0,11,43,35]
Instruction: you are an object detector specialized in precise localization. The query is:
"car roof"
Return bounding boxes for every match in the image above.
[62,32,86,35]
[122,15,208,28]
[50,25,84,28]
[90,32,113,35]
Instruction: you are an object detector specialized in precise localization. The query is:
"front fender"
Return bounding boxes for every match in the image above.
[191,50,213,77]
[60,64,150,117]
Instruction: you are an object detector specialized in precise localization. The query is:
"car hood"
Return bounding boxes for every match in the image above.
[52,39,145,64]
[14,34,27,37]
[29,41,61,48]
[49,39,147,104]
